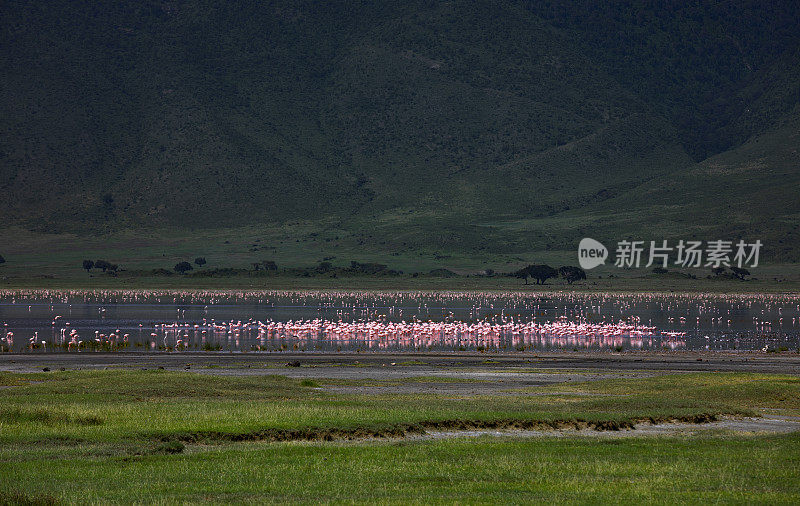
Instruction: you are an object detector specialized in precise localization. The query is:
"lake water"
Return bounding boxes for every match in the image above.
[1,290,798,353]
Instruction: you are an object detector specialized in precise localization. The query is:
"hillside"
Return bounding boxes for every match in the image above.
[1,0,799,263]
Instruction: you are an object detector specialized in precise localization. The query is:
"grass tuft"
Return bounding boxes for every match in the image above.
[0,490,59,506]
[0,408,102,427]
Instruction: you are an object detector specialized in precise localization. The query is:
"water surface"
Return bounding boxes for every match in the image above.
[1,290,798,353]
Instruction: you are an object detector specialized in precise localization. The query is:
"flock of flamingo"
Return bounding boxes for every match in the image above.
[148,316,681,352]
[0,289,798,353]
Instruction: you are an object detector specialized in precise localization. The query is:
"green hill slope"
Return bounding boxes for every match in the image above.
[0,1,798,263]
[579,108,800,261]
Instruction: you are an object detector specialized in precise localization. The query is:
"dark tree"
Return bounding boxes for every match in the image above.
[251,262,261,271]
[194,257,207,267]
[0,254,6,264]
[317,261,333,273]
[528,264,559,285]
[94,260,111,272]
[262,260,278,271]
[712,266,727,276]
[174,261,193,274]
[514,266,531,284]
[730,266,750,280]
[82,260,94,272]
[558,265,587,284]
[108,264,119,273]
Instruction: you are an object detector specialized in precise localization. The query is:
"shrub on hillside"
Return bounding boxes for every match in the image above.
[174,261,193,274]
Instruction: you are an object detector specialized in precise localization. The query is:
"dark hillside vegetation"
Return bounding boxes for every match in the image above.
[1,0,798,260]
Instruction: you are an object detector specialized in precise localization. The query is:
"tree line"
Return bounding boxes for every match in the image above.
[514,265,587,285]
[82,259,119,274]
[77,257,592,284]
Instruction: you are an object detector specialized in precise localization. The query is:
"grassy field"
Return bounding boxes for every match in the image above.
[2,222,799,292]
[1,274,798,293]
[1,370,799,503]
[3,434,799,504]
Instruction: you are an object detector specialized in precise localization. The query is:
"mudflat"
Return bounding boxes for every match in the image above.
[2,351,798,375]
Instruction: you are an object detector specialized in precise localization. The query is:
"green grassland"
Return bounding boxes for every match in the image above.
[1,221,799,291]
[2,434,798,504]
[0,370,799,503]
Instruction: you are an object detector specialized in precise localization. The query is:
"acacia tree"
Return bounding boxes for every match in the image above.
[174,261,193,274]
[514,266,532,285]
[194,257,207,267]
[558,265,587,284]
[528,264,559,285]
[516,264,559,285]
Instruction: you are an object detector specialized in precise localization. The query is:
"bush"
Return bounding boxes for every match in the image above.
[94,259,111,272]
[174,261,193,274]
[559,265,587,283]
[151,441,184,454]
[428,268,458,277]
[730,266,750,280]
[517,265,559,285]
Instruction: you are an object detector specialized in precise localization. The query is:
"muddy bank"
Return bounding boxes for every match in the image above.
[162,414,721,444]
[416,415,800,441]
[1,351,798,375]
[1,352,797,396]
[159,414,800,445]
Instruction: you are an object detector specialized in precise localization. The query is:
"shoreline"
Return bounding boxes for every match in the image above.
[2,350,799,375]
[1,285,799,296]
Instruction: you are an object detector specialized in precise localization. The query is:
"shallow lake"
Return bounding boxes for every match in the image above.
[1,290,798,353]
